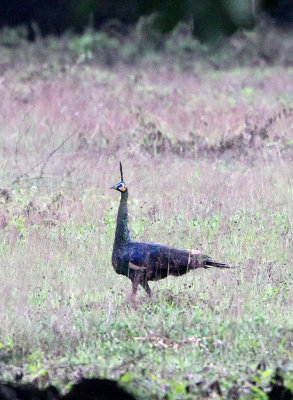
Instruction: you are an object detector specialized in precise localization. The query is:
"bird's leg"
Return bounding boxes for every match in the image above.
[141,281,152,298]
[131,275,140,303]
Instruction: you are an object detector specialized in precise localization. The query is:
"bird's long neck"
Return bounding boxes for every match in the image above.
[113,190,130,250]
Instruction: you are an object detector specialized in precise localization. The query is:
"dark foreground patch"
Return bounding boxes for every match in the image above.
[0,370,292,400]
[186,368,293,399]
[269,369,293,400]
[0,378,136,400]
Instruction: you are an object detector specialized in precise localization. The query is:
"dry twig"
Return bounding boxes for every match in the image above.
[12,130,77,185]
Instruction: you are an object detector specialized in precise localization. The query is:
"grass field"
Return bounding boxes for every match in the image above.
[0,30,293,399]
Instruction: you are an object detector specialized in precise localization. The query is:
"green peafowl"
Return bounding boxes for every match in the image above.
[111,163,237,300]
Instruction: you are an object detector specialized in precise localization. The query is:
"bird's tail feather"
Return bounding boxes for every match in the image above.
[205,260,237,269]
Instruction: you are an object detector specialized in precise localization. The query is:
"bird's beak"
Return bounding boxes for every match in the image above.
[110,185,116,190]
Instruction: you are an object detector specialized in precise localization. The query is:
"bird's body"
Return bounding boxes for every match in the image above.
[111,163,236,299]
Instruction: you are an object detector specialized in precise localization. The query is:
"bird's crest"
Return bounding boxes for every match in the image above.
[120,161,124,182]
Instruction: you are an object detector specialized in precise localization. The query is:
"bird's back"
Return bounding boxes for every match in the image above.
[119,241,210,280]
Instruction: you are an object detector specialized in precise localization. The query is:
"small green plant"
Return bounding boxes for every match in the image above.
[11,215,27,242]
[27,350,44,373]
[68,30,120,63]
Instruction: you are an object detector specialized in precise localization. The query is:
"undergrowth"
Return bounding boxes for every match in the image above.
[0,28,293,399]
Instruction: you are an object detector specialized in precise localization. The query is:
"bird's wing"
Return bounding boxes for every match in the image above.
[121,241,210,271]
[120,241,159,267]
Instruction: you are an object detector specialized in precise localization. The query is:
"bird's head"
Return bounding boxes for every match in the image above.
[111,162,128,193]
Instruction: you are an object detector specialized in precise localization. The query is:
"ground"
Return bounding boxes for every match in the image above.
[0,27,293,399]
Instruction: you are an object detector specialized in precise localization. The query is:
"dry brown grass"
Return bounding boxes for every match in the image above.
[0,44,293,398]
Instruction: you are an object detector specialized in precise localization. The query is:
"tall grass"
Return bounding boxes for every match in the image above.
[0,45,293,398]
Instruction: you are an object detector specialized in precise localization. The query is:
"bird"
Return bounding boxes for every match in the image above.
[111,162,237,300]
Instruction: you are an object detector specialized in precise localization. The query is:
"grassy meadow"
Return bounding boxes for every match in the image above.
[0,28,293,399]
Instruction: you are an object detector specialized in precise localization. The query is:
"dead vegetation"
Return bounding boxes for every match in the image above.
[140,107,293,159]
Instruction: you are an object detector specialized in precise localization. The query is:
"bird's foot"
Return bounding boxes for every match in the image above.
[128,292,138,309]
[149,293,157,303]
